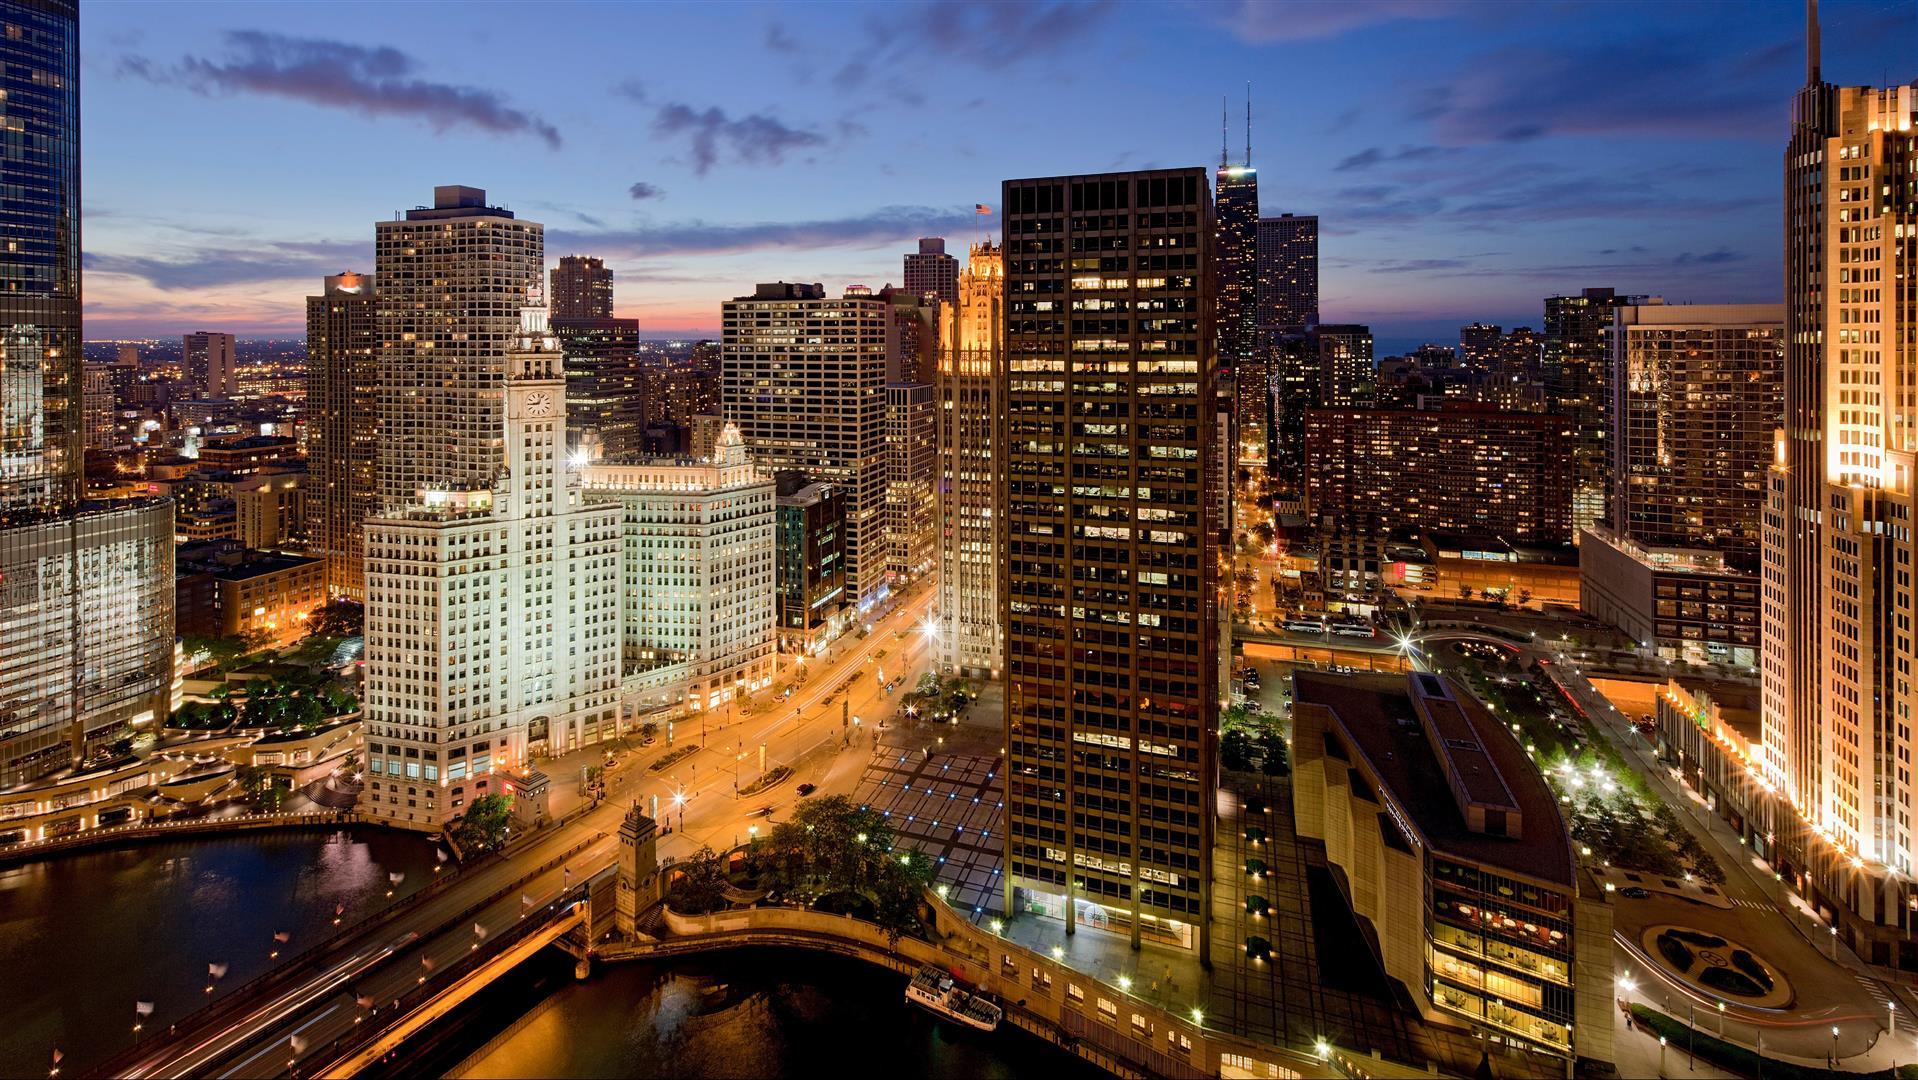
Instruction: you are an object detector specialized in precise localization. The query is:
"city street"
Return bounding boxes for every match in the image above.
[119,581,940,1079]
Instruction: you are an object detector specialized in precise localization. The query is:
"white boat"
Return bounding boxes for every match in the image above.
[905,964,1003,1031]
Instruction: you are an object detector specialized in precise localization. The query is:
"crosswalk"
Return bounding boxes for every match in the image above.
[1856,972,1897,1012]
[1729,898,1772,911]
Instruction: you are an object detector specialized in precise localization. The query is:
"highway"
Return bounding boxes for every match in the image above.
[111,582,938,1079]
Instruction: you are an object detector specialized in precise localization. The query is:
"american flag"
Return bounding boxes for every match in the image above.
[975,204,991,215]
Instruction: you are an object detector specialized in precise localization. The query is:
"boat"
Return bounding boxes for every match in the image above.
[905,964,1003,1031]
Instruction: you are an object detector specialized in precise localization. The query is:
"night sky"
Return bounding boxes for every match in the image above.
[80,0,1916,351]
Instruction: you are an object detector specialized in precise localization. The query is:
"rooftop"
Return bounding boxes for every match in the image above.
[1296,670,1573,886]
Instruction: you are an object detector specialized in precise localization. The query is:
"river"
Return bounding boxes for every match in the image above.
[418,948,1107,1080]
[0,828,440,1074]
[0,835,1103,1079]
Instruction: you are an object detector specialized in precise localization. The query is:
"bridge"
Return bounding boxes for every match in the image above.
[87,818,620,1080]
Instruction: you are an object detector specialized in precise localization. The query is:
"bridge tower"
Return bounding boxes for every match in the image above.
[616,805,661,937]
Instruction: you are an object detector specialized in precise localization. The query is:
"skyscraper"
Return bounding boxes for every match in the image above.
[182,331,236,401]
[550,254,614,320]
[721,283,890,606]
[1215,163,1258,376]
[1255,213,1318,334]
[375,186,543,505]
[1000,169,1217,953]
[306,271,379,599]
[1315,323,1374,406]
[362,279,624,831]
[1609,303,1783,563]
[903,238,958,305]
[553,316,642,461]
[1543,287,1656,535]
[1761,8,1918,965]
[1,0,174,784]
[580,425,777,717]
[937,242,1002,678]
[1304,402,1575,544]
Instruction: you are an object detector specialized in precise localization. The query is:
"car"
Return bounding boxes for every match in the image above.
[797,783,816,797]
[752,805,776,818]
[1619,886,1649,900]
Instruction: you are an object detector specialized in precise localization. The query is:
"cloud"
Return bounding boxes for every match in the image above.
[121,31,561,148]
[86,238,369,290]
[830,0,1114,90]
[627,181,665,201]
[651,102,830,175]
[764,22,801,55]
[1673,248,1745,265]
[614,79,646,103]
[1335,144,1463,172]
[1418,37,1778,143]
[1211,0,1464,43]
[550,205,980,259]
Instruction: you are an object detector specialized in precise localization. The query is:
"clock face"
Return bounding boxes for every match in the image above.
[524,391,553,417]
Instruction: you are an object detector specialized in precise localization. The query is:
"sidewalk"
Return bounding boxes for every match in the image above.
[1558,652,1918,1070]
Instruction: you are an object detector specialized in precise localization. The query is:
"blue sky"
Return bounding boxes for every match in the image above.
[79,0,1915,350]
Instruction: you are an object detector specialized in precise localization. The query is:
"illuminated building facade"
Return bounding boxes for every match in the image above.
[550,254,614,320]
[1254,213,1318,334]
[306,271,379,598]
[1304,402,1574,544]
[1544,287,1656,537]
[1000,169,1218,952]
[362,262,623,832]
[904,237,958,305]
[937,242,1002,677]
[182,332,235,400]
[720,283,890,605]
[1760,9,1918,967]
[581,424,776,719]
[1,0,174,785]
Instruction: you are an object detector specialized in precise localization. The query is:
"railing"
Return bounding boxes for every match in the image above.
[302,885,589,1078]
[0,810,366,864]
[83,832,604,1079]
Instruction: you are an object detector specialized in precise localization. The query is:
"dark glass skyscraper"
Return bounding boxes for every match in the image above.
[1,0,174,785]
[1255,213,1318,334]
[1000,169,1217,954]
[0,0,80,518]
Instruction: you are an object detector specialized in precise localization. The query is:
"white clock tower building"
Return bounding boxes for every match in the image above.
[362,287,624,832]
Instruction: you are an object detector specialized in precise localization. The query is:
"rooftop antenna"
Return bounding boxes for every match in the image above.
[1806,0,1820,84]
[1220,96,1229,170]
[1245,82,1252,168]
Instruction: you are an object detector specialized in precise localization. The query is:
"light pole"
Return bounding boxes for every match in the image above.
[1659,1035,1667,1078]
[1832,1024,1840,1069]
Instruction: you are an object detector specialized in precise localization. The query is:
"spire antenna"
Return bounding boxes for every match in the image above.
[1220,96,1228,169]
[1806,0,1820,84]
[1245,82,1252,167]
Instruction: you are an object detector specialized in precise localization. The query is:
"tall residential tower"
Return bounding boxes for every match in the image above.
[305,271,379,599]
[1760,7,1918,966]
[1000,169,1218,954]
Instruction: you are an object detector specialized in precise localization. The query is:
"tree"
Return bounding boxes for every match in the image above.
[1515,587,1534,608]
[236,765,285,811]
[455,793,514,854]
[310,600,364,638]
[1457,582,1473,601]
[871,847,937,944]
[1257,728,1290,777]
[1221,728,1255,772]
[669,846,730,915]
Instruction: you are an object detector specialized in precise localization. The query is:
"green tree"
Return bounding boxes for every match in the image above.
[1257,728,1290,777]
[310,600,364,638]
[871,847,937,944]
[1456,582,1473,601]
[236,765,286,811]
[669,845,730,915]
[455,793,514,853]
[1221,728,1255,772]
